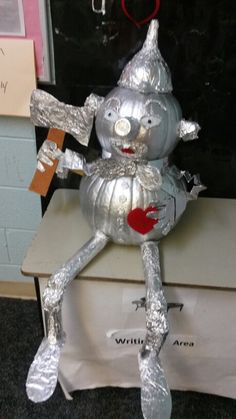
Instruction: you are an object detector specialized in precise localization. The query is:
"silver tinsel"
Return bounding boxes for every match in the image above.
[90,158,137,179]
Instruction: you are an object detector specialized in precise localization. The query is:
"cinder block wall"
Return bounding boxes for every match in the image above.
[0,117,41,281]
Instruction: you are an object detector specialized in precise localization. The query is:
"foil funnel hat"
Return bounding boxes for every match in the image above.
[118,20,173,94]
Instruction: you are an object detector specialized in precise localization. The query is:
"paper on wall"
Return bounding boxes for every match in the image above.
[22,0,44,78]
[0,0,25,36]
[0,39,36,117]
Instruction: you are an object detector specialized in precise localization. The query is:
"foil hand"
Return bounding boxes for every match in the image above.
[147,199,175,235]
[37,140,63,173]
[177,119,200,141]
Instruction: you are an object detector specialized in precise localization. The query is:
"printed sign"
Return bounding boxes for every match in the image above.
[106,329,146,347]
[164,334,198,356]
[107,329,198,358]
[0,39,36,117]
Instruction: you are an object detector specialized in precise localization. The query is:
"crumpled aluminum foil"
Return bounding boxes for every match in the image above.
[89,158,162,191]
[36,139,63,173]
[145,287,169,352]
[45,231,109,307]
[90,158,137,179]
[85,93,104,114]
[182,171,207,200]
[30,90,104,146]
[58,149,87,175]
[141,241,169,352]
[140,241,171,419]
[26,19,205,418]
[26,337,61,403]
[118,20,172,94]
[45,308,65,345]
[139,350,172,419]
[177,119,200,141]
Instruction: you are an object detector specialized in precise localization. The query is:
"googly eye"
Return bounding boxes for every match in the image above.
[104,109,118,122]
[141,115,161,129]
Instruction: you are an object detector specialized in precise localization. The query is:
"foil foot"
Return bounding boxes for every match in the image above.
[26,338,61,403]
[139,350,172,419]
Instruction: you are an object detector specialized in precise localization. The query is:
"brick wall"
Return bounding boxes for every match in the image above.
[0,117,41,281]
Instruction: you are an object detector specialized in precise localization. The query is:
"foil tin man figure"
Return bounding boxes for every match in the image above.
[27,20,205,419]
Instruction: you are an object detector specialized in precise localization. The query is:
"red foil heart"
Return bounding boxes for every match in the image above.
[127,206,159,235]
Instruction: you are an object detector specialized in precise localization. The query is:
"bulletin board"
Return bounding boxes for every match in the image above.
[0,0,55,83]
[42,0,236,200]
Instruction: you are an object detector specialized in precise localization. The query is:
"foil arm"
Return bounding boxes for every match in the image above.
[147,197,176,237]
[177,119,200,141]
[139,241,171,419]
[30,90,104,146]
[56,149,91,178]
[36,142,91,179]
[182,171,207,200]
[26,231,109,403]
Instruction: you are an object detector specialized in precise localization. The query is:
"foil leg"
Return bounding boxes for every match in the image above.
[26,231,109,403]
[140,241,171,419]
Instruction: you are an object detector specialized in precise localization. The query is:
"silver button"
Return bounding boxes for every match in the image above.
[114,118,131,137]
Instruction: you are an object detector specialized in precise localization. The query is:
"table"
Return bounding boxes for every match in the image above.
[22,189,236,399]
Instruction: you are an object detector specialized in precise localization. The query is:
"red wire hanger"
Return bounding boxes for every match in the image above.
[121,0,160,28]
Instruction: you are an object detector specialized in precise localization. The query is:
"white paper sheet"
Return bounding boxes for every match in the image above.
[0,0,25,36]
[38,279,236,400]
[0,39,36,117]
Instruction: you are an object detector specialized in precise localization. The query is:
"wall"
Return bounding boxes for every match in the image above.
[0,117,41,282]
[45,0,236,199]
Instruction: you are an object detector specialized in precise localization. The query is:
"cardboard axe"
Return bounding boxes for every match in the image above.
[29,128,65,197]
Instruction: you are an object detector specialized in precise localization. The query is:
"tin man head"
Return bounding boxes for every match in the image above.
[95,20,182,161]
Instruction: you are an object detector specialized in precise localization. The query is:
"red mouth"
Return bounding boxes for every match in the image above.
[121,147,135,154]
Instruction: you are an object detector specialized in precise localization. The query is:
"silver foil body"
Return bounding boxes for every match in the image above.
[25,20,202,418]
[80,163,187,245]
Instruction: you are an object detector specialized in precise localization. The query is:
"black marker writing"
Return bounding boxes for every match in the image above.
[0,81,8,94]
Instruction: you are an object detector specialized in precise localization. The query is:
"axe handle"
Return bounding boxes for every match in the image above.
[29,128,66,197]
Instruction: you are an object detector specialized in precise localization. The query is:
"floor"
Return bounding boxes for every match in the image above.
[1,297,236,419]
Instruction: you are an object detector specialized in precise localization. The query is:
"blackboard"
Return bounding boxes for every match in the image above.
[39,0,236,202]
